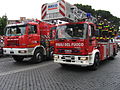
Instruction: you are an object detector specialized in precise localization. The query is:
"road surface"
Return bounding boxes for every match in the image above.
[0,52,120,90]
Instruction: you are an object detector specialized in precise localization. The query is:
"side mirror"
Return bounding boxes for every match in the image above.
[90,37,95,42]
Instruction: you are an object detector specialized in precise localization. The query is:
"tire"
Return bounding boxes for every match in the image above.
[31,49,44,63]
[89,54,100,71]
[49,46,54,60]
[110,49,117,60]
[49,51,53,60]
[12,55,24,62]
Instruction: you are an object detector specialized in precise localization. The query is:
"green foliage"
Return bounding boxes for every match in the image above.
[74,4,120,30]
[75,4,96,16]
[0,15,8,35]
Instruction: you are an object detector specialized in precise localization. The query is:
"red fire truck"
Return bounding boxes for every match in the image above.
[42,0,118,70]
[53,21,118,70]
[3,20,55,63]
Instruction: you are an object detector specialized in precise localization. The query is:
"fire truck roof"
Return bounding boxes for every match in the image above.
[6,21,38,27]
[6,23,26,27]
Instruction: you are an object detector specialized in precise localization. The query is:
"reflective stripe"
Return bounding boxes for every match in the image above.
[102,30,108,31]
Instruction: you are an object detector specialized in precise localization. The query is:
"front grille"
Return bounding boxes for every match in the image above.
[7,40,19,46]
[58,48,80,53]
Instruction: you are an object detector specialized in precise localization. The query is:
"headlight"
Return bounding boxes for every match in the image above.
[80,57,88,60]
[54,55,59,59]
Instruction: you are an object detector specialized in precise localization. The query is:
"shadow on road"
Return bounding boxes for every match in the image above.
[12,58,53,66]
[57,57,118,72]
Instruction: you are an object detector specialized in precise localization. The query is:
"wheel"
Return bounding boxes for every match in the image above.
[110,49,117,60]
[49,51,53,60]
[31,49,44,63]
[12,55,24,62]
[89,54,100,71]
[49,46,54,60]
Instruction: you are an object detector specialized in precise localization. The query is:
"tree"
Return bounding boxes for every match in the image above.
[74,4,120,30]
[0,15,8,35]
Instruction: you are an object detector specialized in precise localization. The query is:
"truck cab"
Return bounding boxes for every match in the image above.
[3,21,55,63]
[3,22,40,61]
[54,22,99,67]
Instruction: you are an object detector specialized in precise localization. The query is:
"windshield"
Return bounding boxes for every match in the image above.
[5,25,26,36]
[56,23,88,39]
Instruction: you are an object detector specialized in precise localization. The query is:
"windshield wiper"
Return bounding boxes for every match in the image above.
[58,38,67,40]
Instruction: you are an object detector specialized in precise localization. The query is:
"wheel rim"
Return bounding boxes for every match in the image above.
[95,54,99,67]
[36,53,42,61]
[50,51,53,58]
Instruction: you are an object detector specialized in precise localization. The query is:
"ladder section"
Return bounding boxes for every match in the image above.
[41,0,96,23]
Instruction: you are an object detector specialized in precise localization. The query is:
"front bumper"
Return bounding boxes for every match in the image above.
[3,48,34,56]
[54,54,93,66]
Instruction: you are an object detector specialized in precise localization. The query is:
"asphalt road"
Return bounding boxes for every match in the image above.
[0,52,120,90]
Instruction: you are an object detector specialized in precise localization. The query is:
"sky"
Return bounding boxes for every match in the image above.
[0,0,120,20]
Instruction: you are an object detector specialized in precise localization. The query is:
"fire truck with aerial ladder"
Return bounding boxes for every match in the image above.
[41,0,118,70]
[3,19,56,63]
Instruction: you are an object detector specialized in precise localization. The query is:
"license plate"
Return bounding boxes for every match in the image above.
[65,56,71,59]
[65,50,72,53]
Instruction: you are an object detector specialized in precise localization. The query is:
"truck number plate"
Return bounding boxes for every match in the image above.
[65,50,72,53]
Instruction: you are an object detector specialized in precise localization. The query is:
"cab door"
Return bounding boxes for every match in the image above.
[27,24,40,48]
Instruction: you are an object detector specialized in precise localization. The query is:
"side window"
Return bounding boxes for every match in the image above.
[50,27,56,40]
[28,25,37,34]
